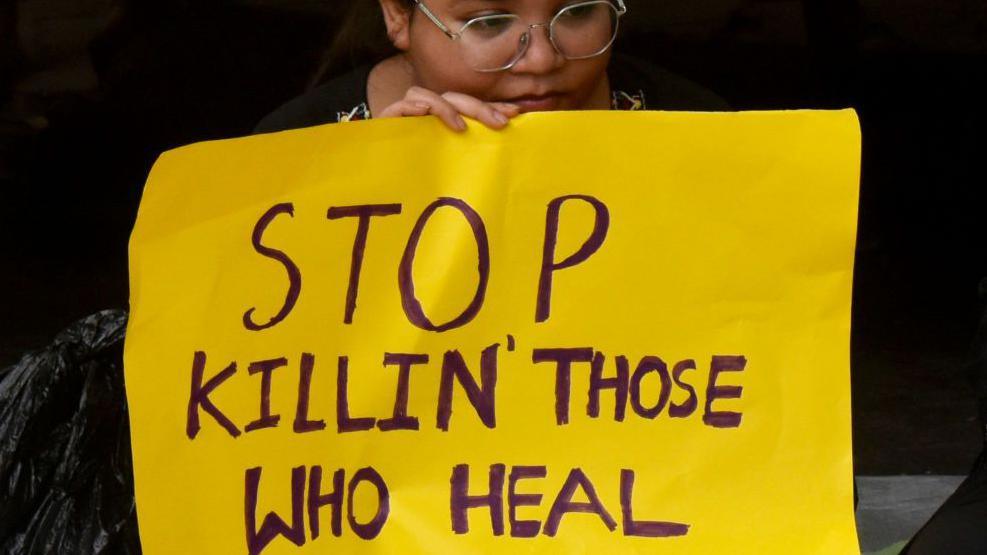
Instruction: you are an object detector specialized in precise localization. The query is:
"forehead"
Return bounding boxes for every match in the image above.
[435,0,570,12]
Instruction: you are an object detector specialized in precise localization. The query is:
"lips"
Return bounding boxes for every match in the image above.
[502,93,564,113]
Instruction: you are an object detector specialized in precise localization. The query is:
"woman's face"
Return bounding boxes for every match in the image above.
[383,0,614,112]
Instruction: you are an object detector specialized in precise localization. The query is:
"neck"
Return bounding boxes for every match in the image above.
[367,55,417,116]
[586,73,612,110]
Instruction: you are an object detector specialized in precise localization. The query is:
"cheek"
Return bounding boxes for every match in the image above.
[575,53,611,85]
[560,55,611,105]
[408,31,502,97]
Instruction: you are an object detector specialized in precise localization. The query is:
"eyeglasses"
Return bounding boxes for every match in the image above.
[412,0,628,72]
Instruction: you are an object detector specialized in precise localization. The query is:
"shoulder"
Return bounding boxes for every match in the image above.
[253,64,373,134]
[608,54,730,111]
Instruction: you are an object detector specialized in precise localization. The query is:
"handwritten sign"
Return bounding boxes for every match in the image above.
[125,110,861,554]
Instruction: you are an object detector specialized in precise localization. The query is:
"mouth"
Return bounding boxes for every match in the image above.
[502,93,564,113]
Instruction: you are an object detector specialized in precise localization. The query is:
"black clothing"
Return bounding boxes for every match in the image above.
[255,64,374,133]
[904,292,987,555]
[903,453,987,554]
[254,54,730,134]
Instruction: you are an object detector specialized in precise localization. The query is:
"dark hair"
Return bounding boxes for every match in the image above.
[307,0,415,89]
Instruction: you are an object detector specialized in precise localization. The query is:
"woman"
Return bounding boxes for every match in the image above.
[256,0,728,134]
[2,3,730,553]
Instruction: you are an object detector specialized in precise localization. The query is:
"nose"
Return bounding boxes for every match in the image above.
[511,24,565,74]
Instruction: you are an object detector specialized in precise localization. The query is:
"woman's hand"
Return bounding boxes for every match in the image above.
[377,86,521,132]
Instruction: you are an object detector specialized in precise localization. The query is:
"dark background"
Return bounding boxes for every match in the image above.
[1,0,985,474]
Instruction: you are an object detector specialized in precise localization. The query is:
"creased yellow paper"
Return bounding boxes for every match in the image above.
[125,110,861,554]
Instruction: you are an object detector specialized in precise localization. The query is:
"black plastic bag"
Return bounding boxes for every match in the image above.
[0,310,140,554]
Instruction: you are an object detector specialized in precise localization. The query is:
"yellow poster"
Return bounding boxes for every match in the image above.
[125,110,861,554]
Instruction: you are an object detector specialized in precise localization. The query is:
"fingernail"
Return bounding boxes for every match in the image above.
[493,112,509,125]
[456,117,467,131]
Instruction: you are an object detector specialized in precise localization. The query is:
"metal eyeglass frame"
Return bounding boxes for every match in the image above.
[410,0,629,72]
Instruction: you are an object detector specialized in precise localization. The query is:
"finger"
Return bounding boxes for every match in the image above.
[491,102,522,117]
[442,92,511,129]
[405,87,468,131]
[377,100,432,119]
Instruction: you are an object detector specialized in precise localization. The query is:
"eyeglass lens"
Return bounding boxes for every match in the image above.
[458,1,619,71]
